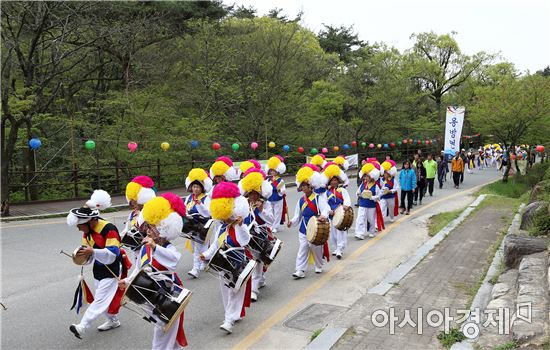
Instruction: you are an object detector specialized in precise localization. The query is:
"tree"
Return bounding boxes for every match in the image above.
[470,74,550,181]
[318,24,364,63]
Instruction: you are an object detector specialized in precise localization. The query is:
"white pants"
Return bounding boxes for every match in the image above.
[78,278,119,329]
[379,199,387,219]
[295,234,323,271]
[192,241,207,271]
[252,262,265,293]
[152,317,184,350]
[382,198,395,221]
[269,200,284,231]
[330,222,347,253]
[355,207,376,236]
[219,276,246,323]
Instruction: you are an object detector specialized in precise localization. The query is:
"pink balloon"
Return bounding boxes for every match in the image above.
[402,139,408,144]
[128,142,138,152]
[321,147,328,153]
[369,143,375,148]
[251,142,258,150]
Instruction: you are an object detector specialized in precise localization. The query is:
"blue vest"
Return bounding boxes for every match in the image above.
[268,177,283,202]
[381,177,396,199]
[327,187,344,211]
[184,194,207,216]
[358,182,377,208]
[298,194,320,234]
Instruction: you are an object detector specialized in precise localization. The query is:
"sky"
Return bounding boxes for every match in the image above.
[226,0,550,73]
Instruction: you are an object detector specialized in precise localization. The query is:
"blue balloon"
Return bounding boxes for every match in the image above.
[383,143,389,149]
[29,138,41,150]
[191,140,199,149]
[282,145,290,152]
[343,144,350,150]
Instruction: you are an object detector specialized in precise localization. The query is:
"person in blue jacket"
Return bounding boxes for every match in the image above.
[398,160,417,215]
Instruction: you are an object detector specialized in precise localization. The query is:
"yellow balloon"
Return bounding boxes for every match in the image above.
[268,141,276,148]
[376,144,382,149]
[161,142,170,151]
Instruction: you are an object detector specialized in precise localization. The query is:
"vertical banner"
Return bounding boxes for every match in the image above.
[444,106,465,160]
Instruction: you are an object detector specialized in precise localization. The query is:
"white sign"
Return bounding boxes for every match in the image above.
[444,106,465,159]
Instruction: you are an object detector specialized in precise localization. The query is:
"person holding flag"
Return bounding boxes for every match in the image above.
[265,155,287,233]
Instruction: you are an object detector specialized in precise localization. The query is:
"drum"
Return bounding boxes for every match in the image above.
[123,268,192,332]
[121,227,146,250]
[361,189,372,199]
[247,225,283,266]
[72,246,93,265]
[332,205,354,231]
[181,215,214,245]
[205,246,256,290]
[306,217,330,246]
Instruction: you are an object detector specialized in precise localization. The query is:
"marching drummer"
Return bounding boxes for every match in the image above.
[122,176,156,256]
[184,168,213,278]
[322,163,351,260]
[333,155,350,187]
[120,193,189,349]
[200,182,254,334]
[67,190,124,338]
[209,156,239,191]
[355,163,384,239]
[380,160,400,223]
[239,168,274,302]
[287,166,330,278]
[238,159,262,179]
[266,155,287,233]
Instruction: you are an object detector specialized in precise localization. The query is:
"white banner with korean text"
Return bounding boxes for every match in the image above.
[444,106,465,160]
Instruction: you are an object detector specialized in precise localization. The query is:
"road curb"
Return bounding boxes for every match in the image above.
[304,327,348,350]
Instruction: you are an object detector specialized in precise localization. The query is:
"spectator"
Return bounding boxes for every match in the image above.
[398,160,416,215]
[451,151,464,189]
[413,159,426,205]
[412,153,420,168]
[423,153,437,196]
[437,155,446,189]
[459,149,467,183]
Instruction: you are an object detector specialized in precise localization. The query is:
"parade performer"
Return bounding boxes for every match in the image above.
[68,190,125,338]
[478,147,485,170]
[323,163,351,259]
[209,156,239,190]
[467,151,476,174]
[184,168,213,278]
[368,159,385,229]
[239,168,274,302]
[310,154,327,169]
[121,193,188,349]
[288,166,330,278]
[238,159,262,179]
[380,160,400,223]
[333,155,350,187]
[265,155,287,233]
[355,163,384,239]
[201,182,253,334]
[123,176,156,255]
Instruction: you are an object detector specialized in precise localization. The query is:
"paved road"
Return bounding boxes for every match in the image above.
[1,168,501,349]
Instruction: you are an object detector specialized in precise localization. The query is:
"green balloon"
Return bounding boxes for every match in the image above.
[85,140,96,150]
[310,148,318,155]
[361,142,367,147]
[231,143,240,151]
[397,141,402,146]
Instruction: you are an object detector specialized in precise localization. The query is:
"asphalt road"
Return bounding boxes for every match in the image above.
[1,168,501,349]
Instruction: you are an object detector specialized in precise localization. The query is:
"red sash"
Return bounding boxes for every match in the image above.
[394,194,399,217]
[375,202,385,231]
[304,195,318,214]
[330,187,344,201]
[280,195,288,224]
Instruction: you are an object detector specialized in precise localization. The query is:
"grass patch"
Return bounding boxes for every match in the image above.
[437,327,466,348]
[489,256,505,285]
[529,206,550,237]
[492,340,518,350]
[475,179,529,199]
[310,328,324,342]
[427,208,465,237]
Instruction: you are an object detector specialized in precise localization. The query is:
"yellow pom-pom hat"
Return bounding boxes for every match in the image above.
[368,158,384,176]
[140,193,186,241]
[185,168,213,193]
[310,154,327,168]
[296,164,325,189]
[333,155,349,170]
[381,160,397,177]
[266,155,286,175]
[238,168,273,199]
[209,182,249,221]
[125,176,156,205]
[359,162,380,181]
[209,156,239,181]
[322,162,348,183]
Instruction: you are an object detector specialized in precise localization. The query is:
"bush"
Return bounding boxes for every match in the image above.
[478,179,529,198]
[437,327,466,348]
[517,162,550,187]
[530,205,550,236]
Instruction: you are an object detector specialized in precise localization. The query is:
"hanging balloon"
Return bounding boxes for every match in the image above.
[191,140,199,149]
[283,145,290,152]
[297,147,305,153]
[268,141,276,148]
[161,142,170,151]
[128,142,138,153]
[377,144,382,149]
[417,140,422,145]
[408,139,413,143]
[310,148,318,155]
[251,142,258,150]
[85,140,96,151]
[536,145,545,153]
[232,143,240,151]
[425,140,430,145]
[428,140,432,144]
[361,142,367,148]
[29,138,41,150]
[212,142,221,150]
[382,143,388,149]
[333,146,340,152]
[321,147,328,154]
[351,140,358,147]
[390,142,396,148]
[343,144,350,150]
[397,141,402,146]
[402,139,408,144]
[369,143,375,149]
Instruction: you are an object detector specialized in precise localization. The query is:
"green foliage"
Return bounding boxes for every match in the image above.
[529,205,550,237]
[437,327,466,348]
[427,208,464,236]
[492,340,518,350]
[476,180,529,198]
[310,328,324,342]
